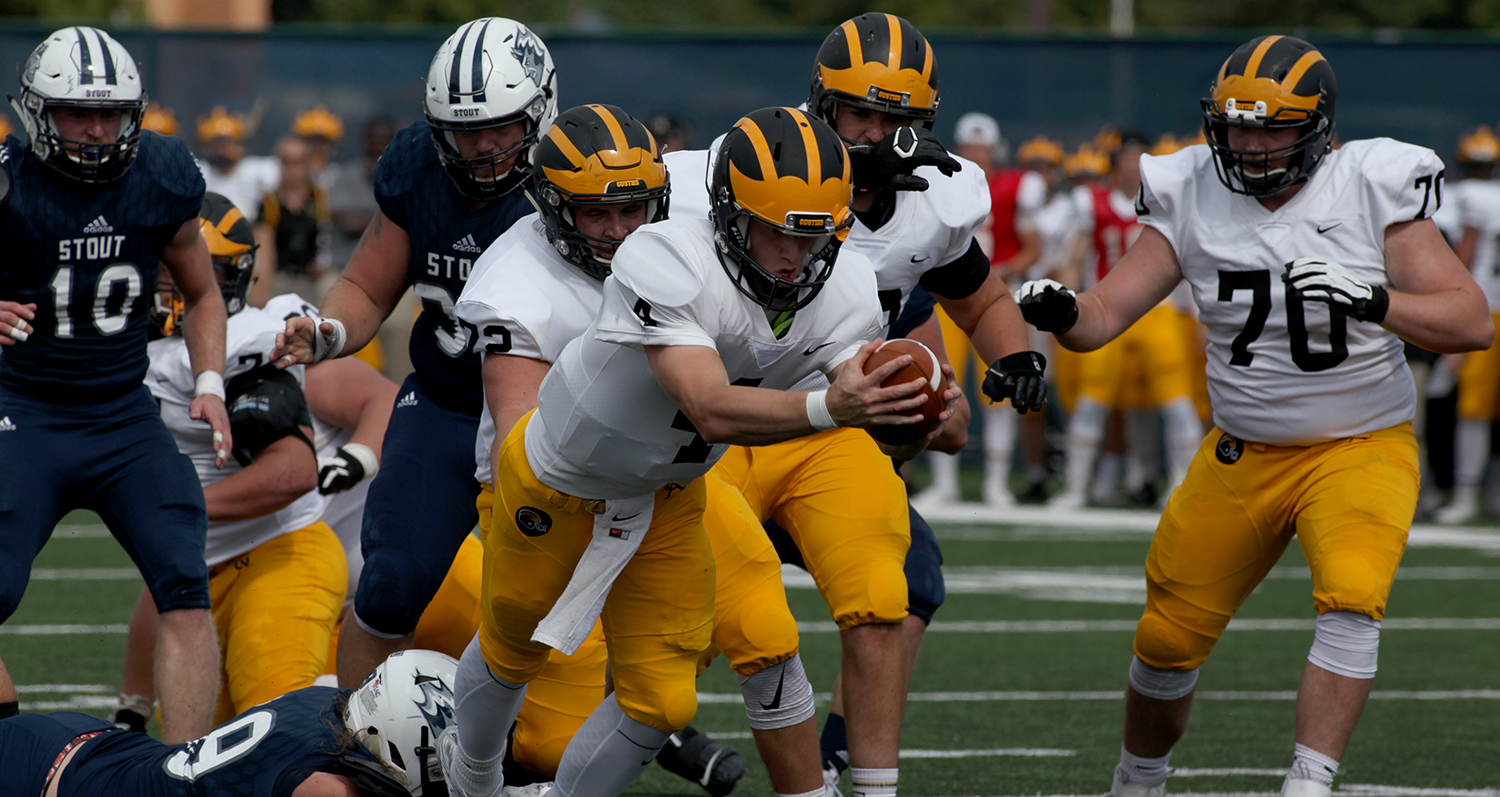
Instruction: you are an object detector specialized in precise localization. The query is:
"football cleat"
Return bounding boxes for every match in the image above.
[655,725,749,797]
[1109,764,1166,797]
[823,760,846,797]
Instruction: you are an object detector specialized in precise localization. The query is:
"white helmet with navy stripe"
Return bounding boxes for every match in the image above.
[344,649,459,795]
[9,26,147,183]
[424,17,558,201]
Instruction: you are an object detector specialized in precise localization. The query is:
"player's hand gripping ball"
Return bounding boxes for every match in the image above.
[861,339,945,446]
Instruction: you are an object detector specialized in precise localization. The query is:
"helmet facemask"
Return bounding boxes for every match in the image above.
[713,198,848,314]
[430,105,544,202]
[1202,99,1332,198]
[539,184,669,281]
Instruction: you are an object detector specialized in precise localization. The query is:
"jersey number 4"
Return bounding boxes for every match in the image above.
[49,263,143,337]
[1218,269,1348,372]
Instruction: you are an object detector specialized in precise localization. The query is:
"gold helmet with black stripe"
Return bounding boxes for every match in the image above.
[533,104,670,280]
[152,192,258,337]
[809,13,939,132]
[710,106,853,313]
[1201,35,1337,197]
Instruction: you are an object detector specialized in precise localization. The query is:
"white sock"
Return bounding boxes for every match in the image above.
[777,790,828,797]
[1063,398,1108,496]
[926,452,959,497]
[1454,417,1491,490]
[983,406,1018,474]
[1117,745,1171,786]
[850,767,898,797]
[1092,452,1123,502]
[454,635,526,761]
[1287,742,1339,786]
[1122,410,1158,492]
[554,694,670,797]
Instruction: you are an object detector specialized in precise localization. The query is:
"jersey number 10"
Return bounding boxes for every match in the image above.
[49,263,143,337]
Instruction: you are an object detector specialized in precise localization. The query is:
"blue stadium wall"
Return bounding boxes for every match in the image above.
[0,24,1494,165]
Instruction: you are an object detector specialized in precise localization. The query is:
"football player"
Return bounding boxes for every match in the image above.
[0,26,228,743]
[455,104,827,797]
[1432,126,1500,523]
[196,105,279,227]
[1049,133,1202,509]
[141,192,346,725]
[268,18,561,691]
[438,106,946,797]
[665,16,1046,796]
[4,650,459,797]
[1016,36,1492,797]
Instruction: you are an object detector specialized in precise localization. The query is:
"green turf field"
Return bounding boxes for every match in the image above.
[7,505,1498,796]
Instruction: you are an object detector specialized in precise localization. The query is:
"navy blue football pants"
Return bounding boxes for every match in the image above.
[0,386,210,620]
[352,374,481,637]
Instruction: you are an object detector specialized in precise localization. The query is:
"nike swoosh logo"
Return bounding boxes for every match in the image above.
[910,255,929,263]
[611,512,641,522]
[759,666,787,710]
[1316,223,1341,234]
[803,341,836,356]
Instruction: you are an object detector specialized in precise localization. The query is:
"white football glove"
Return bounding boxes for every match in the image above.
[1282,257,1389,322]
[1013,278,1080,333]
[317,443,378,494]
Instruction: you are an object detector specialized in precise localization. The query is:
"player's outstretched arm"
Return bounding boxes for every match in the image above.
[271,209,411,367]
[162,216,233,466]
[1379,218,1495,353]
[646,341,932,447]
[1035,224,1183,352]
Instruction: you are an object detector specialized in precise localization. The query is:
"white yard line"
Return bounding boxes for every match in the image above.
[0,624,130,635]
[794,618,1500,633]
[698,689,1500,704]
[29,568,139,580]
[15,684,111,693]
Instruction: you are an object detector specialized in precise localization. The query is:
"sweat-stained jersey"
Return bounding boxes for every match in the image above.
[0,131,204,402]
[147,306,321,566]
[524,217,883,499]
[455,214,605,485]
[1456,179,1500,311]
[664,147,990,335]
[374,121,534,416]
[1137,140,1438,443]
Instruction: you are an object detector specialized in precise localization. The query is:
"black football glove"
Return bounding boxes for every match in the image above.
[983,351,1048,415]
[846,126,961,193]
[317,443,378,495]
[1015,279,1080,334]
[1282,257,1389,323]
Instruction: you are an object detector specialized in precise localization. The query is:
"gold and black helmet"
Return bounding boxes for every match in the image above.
[532,104,670,280]
[151,192,258,337]
[710,107,853,313]
[1201,35,1337,197]
[809,13,939,132]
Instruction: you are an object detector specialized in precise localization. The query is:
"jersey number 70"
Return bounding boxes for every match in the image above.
[1218,269,1348,373]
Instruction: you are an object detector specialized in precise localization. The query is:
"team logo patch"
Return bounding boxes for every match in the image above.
[1215,433,1244,465]
[516,506,552,536]
[511,29,546,88]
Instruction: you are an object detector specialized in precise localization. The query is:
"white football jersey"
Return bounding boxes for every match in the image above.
[1137,139,1440,444]
[1430,177,1471,244]
[1456,180,1500,311]
[665,147,990,334]
[524,218,883,499]
[198,156,280,224]
[456,214,607,484]
[1029,191,1081,281]
[147,306,322,567]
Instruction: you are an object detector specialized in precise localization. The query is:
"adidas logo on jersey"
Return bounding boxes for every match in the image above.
[83,215,114,234]
[452,234,483,254]
[0,416,16,432]
[396,391,418,409]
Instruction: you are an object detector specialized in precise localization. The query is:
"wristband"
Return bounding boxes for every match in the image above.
[342,443,379,480]
[313,318,347,363]
[194,370,226,401]
[805,389,837,431]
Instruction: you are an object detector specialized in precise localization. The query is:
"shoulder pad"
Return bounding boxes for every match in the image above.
[373,122,434,208]
[1341,138,1446,223]
[916,154,990,231]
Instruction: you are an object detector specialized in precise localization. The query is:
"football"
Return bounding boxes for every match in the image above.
[861,338,945,446]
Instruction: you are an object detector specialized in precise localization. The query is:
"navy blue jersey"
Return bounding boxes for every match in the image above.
[58,686,403,797]
[889,284,937,340]
[374,121,534,417]
[0,131,204,403]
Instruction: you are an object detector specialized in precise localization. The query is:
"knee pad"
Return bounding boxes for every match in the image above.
[904,508,945,624]
[1314,553,1383,614]
[1128,656,1199,700]
[737,654,816,730]
[1307,611,1380,679]
[1133,609,1216,671]
[352,554,441,637]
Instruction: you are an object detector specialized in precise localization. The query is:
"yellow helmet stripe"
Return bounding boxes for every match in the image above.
[790,107,822,185]
[216,207,244,236]
[1244,35,1282,80]
[737,117,779,186]
[885,14,902,67]
[841,19,863,67]
[1282,49,1327,98]
[544,125,589,169]
[587,104,630,153]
